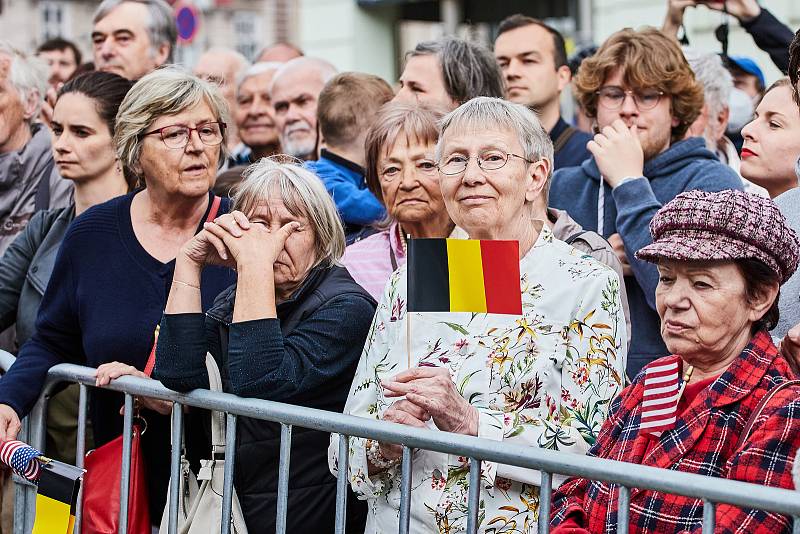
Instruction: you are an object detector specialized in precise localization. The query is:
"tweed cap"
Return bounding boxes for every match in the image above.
[636,189,800,284]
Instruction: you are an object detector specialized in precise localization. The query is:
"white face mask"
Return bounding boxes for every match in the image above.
[795,156,800,183]
[726,88,755,135]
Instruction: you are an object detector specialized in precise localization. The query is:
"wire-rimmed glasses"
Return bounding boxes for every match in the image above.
[141,121,226,149]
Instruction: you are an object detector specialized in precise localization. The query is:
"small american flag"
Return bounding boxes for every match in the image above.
[639,357,688,438]
[0,440,42,482]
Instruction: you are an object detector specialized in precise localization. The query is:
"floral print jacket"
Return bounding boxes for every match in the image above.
[329,227,627,533]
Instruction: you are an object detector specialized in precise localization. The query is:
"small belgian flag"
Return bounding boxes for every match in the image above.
[408,238,522,315]
[32,460,84,534]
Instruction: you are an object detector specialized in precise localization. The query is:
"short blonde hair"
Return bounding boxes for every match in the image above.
[114,66,230,182]
[232,157,345,268]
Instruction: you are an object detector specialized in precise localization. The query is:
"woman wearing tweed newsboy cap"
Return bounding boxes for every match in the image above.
[551,189,800,534]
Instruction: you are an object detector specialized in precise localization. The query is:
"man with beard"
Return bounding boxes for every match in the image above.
[91,0,175,81]
[549,27,742,378]
[270,57,337,161]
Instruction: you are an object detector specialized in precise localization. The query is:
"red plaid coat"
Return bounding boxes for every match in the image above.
[551,330,800,533]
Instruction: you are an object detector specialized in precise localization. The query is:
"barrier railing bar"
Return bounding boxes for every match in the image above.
[334,434,349,534]
[617,485,630,534]
[275,423,292,534]
[538,471,552,534]
[399,445,413,534]
[74,383,88,533]
[466,458,481,534]
[39,364,800,516]
[7,355,800,529]
[118,393,133,534]
[221,413,237,534]
[702,499,715,533]
[13,414,31,534]
[168,402,184,534]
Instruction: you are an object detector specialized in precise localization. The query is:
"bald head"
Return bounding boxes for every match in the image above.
[256,42,303,63]
[194,47,249,115]
[270,57,338,160]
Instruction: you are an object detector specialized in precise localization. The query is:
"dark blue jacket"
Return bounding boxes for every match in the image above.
[550,117,592,170]
[305,149,385,229]
[549,137,743,377]
[153,265,376,533]
[0,191,236,518]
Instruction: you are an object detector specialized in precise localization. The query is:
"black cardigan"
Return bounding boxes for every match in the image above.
[153,265,376,532]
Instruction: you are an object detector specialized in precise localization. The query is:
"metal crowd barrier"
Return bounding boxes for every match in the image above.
[3,349,800,534]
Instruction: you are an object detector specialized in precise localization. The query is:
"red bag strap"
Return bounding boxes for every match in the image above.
[207,194,222,223]
[143,195,221,377]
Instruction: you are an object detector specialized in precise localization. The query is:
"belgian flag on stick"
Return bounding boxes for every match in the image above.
[32,460,84,534]
[408,238,522,315]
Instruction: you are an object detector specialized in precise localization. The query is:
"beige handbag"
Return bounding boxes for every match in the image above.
[159,354,248,534]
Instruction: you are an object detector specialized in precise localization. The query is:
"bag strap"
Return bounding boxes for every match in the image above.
[564,230,588,246]
[143,195,222,376]
[204,353,227,454]
[33,159,56,212]
[553,125,577,154]
[737,379,800,449]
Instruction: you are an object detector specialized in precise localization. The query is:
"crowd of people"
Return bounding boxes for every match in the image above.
[0,0,800,532]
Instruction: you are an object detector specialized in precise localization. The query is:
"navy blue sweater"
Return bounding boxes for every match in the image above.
[0,191,235,516]
[549,137,743,377]
[550,117,592,170]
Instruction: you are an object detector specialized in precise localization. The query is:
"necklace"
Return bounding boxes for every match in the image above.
[398,225,408,255]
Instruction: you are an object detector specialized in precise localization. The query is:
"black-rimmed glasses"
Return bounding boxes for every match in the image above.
[141,121,226,149]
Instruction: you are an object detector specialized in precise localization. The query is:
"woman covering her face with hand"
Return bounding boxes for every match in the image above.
[152,158,375,532]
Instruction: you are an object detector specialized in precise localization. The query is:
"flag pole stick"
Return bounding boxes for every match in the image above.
[406,312,411,369]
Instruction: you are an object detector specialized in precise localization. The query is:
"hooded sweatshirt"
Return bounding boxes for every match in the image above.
[549,137,743,378]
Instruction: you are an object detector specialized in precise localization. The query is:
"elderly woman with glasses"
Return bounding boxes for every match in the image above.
[330,97,627,533]
[152,157,375,532]
[0,68,236,521]
[341,101,466,300]
[551,190,800,534]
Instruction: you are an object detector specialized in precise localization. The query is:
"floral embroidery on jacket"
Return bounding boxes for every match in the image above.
[329,227,627,533]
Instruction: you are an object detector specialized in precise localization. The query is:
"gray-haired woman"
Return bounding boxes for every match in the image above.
[151,157,375,532]
[0,67,237,521]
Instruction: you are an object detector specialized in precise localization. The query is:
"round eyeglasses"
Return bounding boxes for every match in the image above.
[141,121,226,149]
[438,152,533,176]
[595,87,664,111]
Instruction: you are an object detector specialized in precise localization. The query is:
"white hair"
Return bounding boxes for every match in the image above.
[197,47,249,79]
[269,56,338,94]
[0,41,48,122]
[236,61,283,92]
[232,156,345,267]
[93,0,177,62]
[436,96,555,200]
[685,49,732,118]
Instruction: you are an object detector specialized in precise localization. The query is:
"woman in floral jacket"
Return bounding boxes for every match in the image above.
[329,97,627,533]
